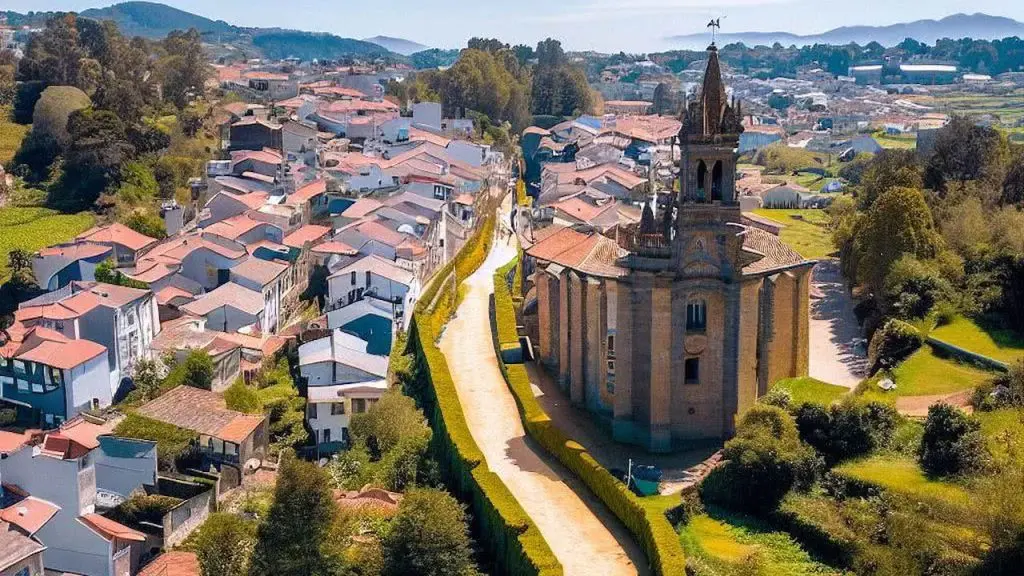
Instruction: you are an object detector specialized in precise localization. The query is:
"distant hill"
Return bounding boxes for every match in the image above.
[80,1,236,39]
[68,2,397,60]
[667,13,1024,49]
[364,35,430,56]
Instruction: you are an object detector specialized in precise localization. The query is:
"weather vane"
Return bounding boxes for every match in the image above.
[707,17,724,45]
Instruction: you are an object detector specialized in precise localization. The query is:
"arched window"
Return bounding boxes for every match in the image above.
[695,160,707,201]
[711,161,723,202]
[686,299,707,333]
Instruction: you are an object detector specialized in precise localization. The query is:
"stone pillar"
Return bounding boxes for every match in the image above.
[649,281,672,452]
[584,278,603,412]
[794,268,811,376]
[569,272,585,405]
[537,271,552,366]
[558,268,570,389]
[612,281,634,443]
[722,283,742,438]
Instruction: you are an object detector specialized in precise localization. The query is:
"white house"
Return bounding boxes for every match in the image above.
[327,254,418,325]
[298,330,388,449]
[230,258,291,334]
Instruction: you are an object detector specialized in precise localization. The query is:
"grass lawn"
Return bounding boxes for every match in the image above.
[679,509,842,575]
[834,455,972,510]
[0,108,29,165]
[977,409,1024,464]
[751,209,834,260]
[873,131,917,150]
[773,377,849,406]
[888,346,995,397]
[0,206,95,281]
[930,316,1024,365]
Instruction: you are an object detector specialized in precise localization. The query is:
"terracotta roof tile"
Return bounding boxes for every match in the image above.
[80,513,146,542]
[282,225,330,248]
[137,386,265,444]
[285,179,327,205]
[139,552,200,576]
[76,223,157,252]
[1,497,59,535]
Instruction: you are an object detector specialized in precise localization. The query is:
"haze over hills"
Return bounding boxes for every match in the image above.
[363,36,431,56]
[667,13,1024,50]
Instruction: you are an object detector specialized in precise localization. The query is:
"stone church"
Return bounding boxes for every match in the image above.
[522,44,815,452]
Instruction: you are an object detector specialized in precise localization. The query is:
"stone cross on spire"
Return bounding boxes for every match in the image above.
[706,17,722,45]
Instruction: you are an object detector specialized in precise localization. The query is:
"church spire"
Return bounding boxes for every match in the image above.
[699,45,727,137]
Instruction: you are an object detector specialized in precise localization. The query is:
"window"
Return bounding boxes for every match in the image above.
[331,402,345,415]
[14,567,28,576]
[31,382,44,393]
[16,379,28,392]
[686,300,707,333]
[44,413,54,426]
[365,271,371,288]
[351,271,357,285]
[323,428,332,443]
[607,359,615,372]
[306,403,319,420]
[606,334,615,357]
[0,356,7,368]
[13,360,26,375]
[352,398,367,414]
[684,358,700,385]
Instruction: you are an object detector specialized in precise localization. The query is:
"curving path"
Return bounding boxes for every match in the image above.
[438,202,648,576]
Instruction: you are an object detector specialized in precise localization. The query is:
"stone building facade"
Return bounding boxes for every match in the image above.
[522,45,815,452]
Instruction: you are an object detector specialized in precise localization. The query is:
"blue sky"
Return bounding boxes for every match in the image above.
[12,1,1024,53]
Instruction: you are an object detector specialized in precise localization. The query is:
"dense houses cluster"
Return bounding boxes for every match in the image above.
[0,70,505,574]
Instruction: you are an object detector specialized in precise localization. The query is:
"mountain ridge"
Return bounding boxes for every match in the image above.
[666,13,1024,50]
[363,35,431,56]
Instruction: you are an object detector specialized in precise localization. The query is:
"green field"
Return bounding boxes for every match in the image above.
[751,209,835,260]
[873,131,917,150]
[930,316,1024,365]
[772,377,849,406]
[679,510,841,575]
[926,90,1024,126]
[0,110,29,165]
[834,454,972,510]
[0,206,95,281]
[889,346,995,397]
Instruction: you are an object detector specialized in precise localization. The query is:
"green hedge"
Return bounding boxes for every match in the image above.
[492,257,687,576]
[408,216,562,576]
[494,258,523,364]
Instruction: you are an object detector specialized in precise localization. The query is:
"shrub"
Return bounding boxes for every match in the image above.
[973,360,1024,412]
[106,494,181,526]
[795,400,899,466]
[382,488,476,576]
[867,319,922,373]
[701,405,820,514]
[919,403,988,478]
[113,412,198,471]
[882,256,952,320]
[224,379,263,414]
[182,350,215,390]
[123,210,167,240]
[0,408,16,426]
[189,512,256,576]
[759,386,792,409]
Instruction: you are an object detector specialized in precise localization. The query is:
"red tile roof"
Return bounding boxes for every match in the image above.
[1,497,59,535]
[39,433,92,460]
[155,285,195,306]
[80,513,146,542]
[16,335,107,370]
[0,431,28,454]
[282,224,330,248]
[76,223,158,252]
[37,242,111,261]
[285,179,327,206]
[230,257,289,287]
[139,552,200,576]
[137,386,266,444]
[311,241,357,256]
[204,214,265,241]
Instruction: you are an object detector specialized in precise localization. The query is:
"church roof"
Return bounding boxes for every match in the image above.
[525,226,627,278]
[740,226,812,275]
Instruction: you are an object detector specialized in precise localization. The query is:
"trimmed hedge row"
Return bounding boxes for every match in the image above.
[492,257,687,576]
[408,217,562,576]
[494,258,523,364]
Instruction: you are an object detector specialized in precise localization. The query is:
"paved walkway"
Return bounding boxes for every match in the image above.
[438,207,648,576]
[809,259,868,389]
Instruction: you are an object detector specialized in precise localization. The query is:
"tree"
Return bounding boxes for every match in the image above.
[31,85,91,146]
[182,350,215,390]
[249,455,341,576]
[919,403,988,477]
[382,488,476,576]
[852,187,943,293]
[193,513,257,576]
[123,211,167,240]
[159,29,210,109]
[795,400,899,465]
[350,389,430,455]
[17,14,86,87]
[57,108,134,209]
[857,149,922,209]
[652,82,674,115]
[700,405,819,513]
[7,249,37,294]
[924,115,1009,194]
[128,358,162,403]
[1002,154,1024,207]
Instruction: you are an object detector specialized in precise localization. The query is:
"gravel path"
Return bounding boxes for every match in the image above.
[438,211,648,576]
[809,259,868,389]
